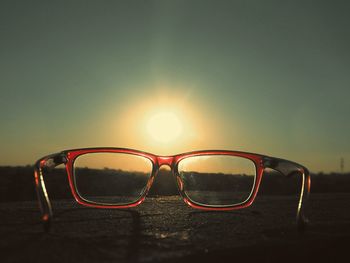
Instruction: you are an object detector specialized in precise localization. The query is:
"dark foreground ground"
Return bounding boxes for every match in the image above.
[1,193,350,263]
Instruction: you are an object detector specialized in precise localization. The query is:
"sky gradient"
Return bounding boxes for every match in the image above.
[1,0,349,172]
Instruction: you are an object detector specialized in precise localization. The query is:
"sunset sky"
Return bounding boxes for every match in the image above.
[1,1,349,172]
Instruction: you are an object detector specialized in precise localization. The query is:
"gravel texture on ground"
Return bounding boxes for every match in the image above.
[1,193,350,263]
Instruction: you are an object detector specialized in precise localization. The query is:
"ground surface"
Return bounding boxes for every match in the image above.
[1,193,350,263]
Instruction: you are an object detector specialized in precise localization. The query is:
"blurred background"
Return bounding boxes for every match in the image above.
[1,1,349,172]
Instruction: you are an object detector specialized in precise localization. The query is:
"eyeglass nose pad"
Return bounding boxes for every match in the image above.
[147,176,155,190]
[176,176,184,191]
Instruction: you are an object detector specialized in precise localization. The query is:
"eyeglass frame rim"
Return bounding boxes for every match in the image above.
[63,148,264,211]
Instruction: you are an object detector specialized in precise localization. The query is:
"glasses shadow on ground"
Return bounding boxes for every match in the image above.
[52,207,143,262]
[0,205,144,263]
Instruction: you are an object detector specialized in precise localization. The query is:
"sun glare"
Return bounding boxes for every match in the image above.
[147,111,183,143]
[115,86,217,153]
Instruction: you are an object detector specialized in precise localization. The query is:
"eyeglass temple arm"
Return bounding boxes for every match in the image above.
[34,152,67,231]
[263,156,311,232]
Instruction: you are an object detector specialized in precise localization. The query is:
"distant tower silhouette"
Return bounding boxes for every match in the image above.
[340,157,344,173]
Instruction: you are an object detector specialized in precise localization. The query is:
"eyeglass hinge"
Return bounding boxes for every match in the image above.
[44,153,67,169]
[262,156,278,169]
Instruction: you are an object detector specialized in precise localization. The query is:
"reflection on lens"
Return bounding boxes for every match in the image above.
[73,153,152,205]
[178,155,256,206]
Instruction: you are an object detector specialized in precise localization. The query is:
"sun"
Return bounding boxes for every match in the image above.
[146,111,183,143]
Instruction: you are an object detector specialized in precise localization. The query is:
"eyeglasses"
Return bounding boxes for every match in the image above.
[34,148,311,232]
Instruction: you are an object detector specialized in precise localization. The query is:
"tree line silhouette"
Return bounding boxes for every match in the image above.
[0,166,349,202]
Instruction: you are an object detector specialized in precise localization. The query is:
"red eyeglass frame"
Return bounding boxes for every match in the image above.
[34,148,311,232]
